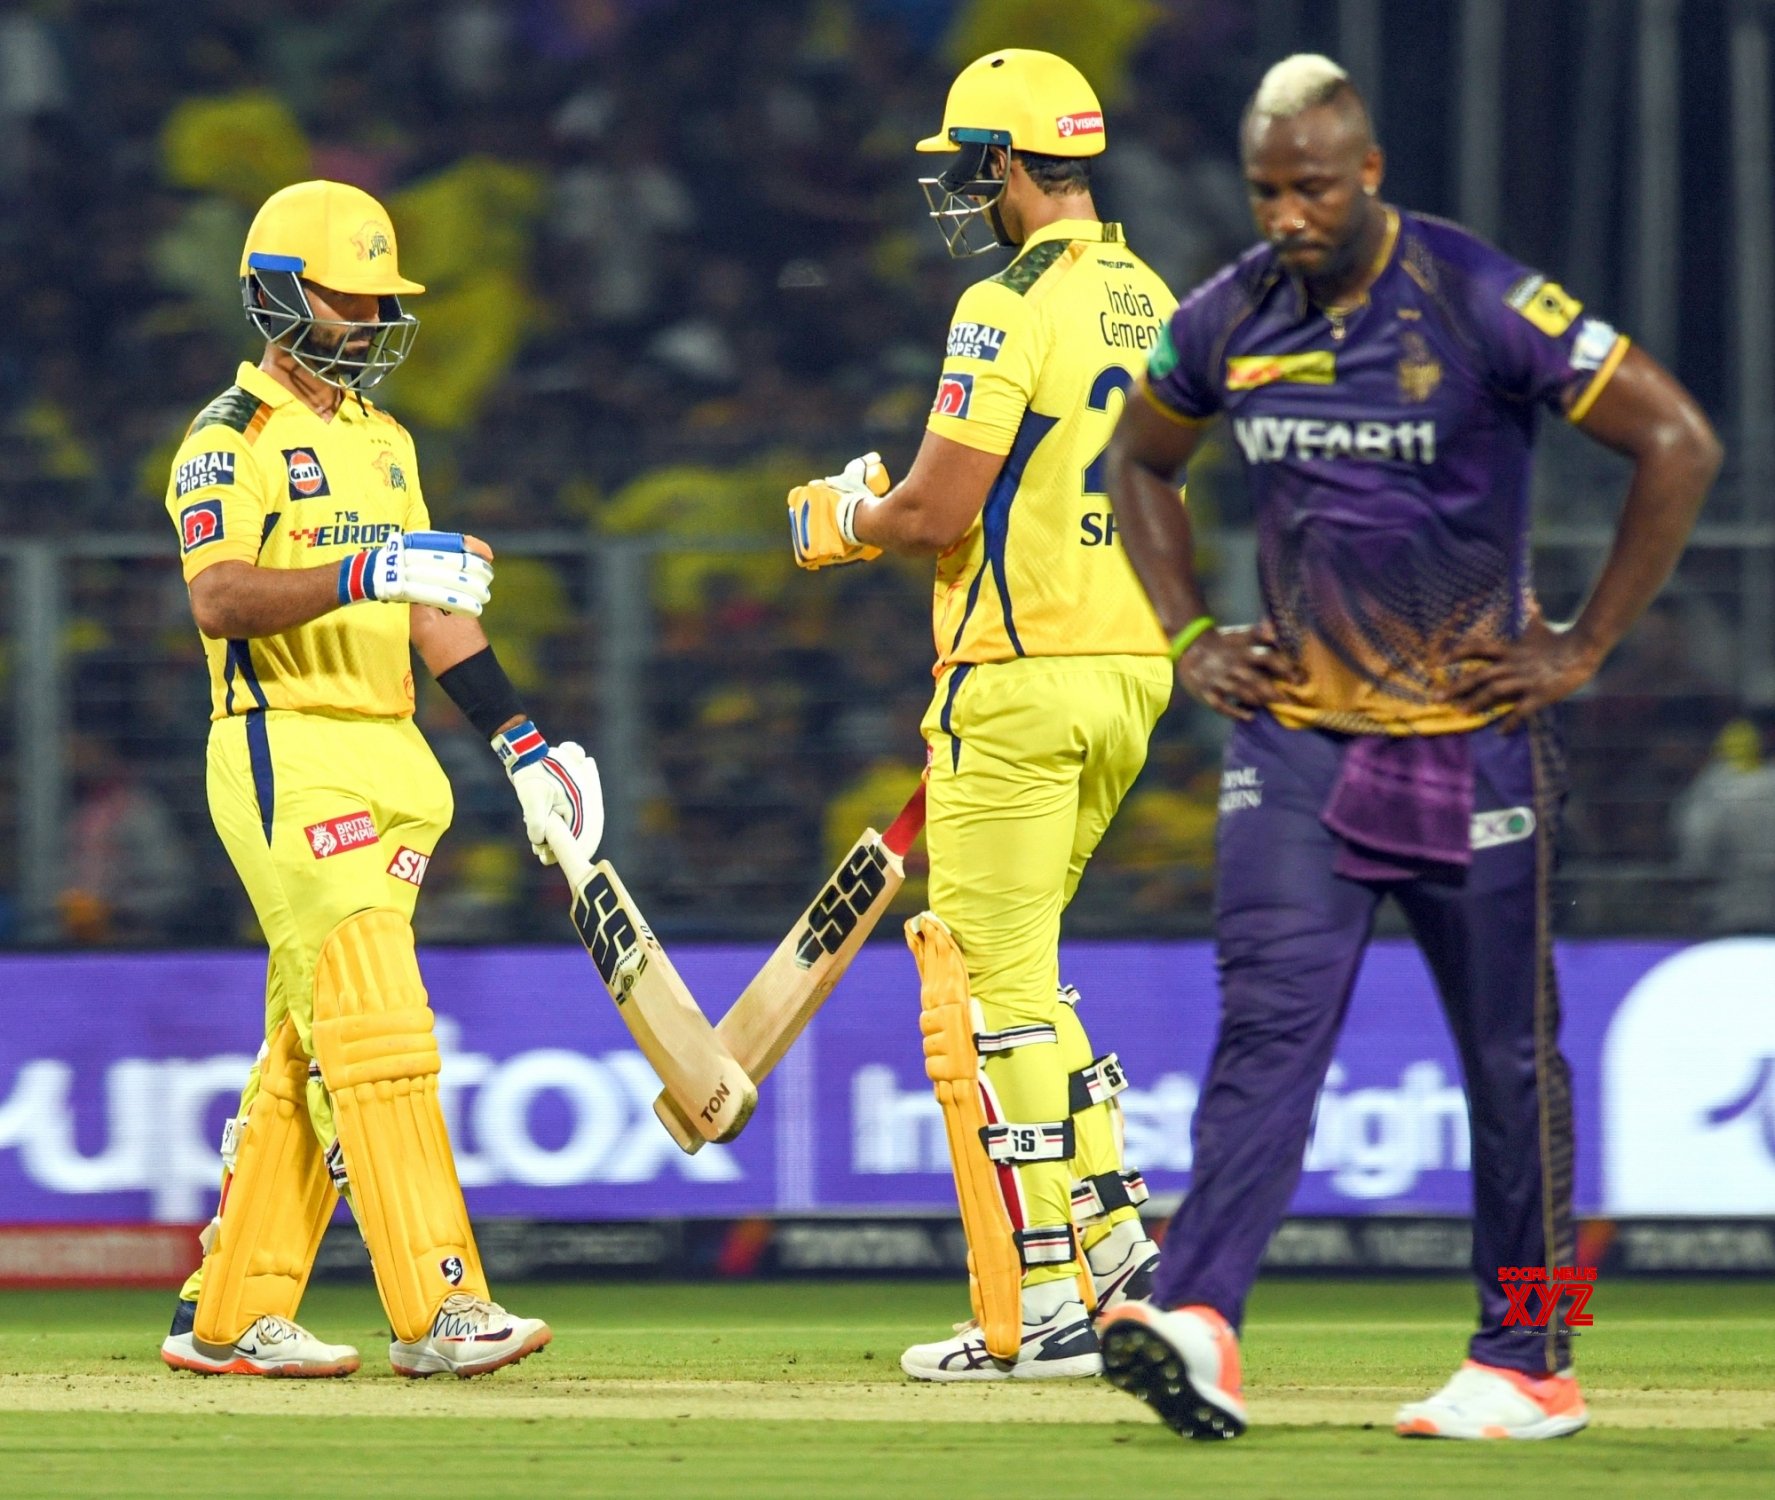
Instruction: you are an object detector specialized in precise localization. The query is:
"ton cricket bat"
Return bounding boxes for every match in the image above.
[652,783,926,1153]
[544,819,756,1143]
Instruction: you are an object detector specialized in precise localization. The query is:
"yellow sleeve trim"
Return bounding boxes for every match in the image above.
[1138,377,1212,429]
[1567,335,1630,424]
[926,413,1015,457]
[180,543,259,585]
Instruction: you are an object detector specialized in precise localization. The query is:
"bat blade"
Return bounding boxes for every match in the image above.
[548,823,756,1144]
[653,784,925,1153]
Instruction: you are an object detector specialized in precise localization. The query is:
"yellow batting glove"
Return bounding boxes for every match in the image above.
[787,451,890,570]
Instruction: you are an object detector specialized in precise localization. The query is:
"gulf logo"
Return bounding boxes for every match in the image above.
[282,447,332,500]
[932,371,975,419]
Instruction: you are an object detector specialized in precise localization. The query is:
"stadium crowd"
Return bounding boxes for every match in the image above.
[0,0,1758,944]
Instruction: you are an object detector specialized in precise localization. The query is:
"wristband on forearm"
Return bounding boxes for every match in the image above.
[1167,615,1216,661]
[435,646,527,740]
[338,550,377,605]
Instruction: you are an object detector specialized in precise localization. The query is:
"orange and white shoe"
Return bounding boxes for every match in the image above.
[1097,1301,1247,1440]
[1396,1360,1589,1439]
[161,1314,359,1377]
[389,1294,551,1378]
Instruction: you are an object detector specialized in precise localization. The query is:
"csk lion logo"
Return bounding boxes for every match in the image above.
[371,450,408,490]
[351,222,392,261]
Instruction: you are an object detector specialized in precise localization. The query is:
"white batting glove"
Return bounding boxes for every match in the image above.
[492,721,605,866]
[338,530,494,616]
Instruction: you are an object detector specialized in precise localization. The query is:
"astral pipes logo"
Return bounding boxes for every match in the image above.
[1498,1264,1596,1334]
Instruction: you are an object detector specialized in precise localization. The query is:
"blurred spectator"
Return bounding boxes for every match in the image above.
[1672,716,1775,935]
[58,732,194,945]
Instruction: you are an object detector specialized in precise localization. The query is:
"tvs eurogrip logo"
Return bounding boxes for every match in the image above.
[1498,1264,1596,1333]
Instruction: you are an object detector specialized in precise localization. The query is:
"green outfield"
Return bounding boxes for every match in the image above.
[1,1279,1770,1499]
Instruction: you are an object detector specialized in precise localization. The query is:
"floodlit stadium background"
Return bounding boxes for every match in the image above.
[1,0,1772,1254]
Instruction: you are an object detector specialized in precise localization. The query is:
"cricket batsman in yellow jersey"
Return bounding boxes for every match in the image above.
[787,51,1180,1379]
[157,181,601,1379]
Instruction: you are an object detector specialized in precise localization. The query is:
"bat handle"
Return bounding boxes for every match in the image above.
[543,814,595,892]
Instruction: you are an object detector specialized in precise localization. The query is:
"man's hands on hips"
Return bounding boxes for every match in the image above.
[1450,612,1604,730]
[788,452,890,569]
[1176,621,1302,721]
[340,530,494,615]
[492,721,605,866]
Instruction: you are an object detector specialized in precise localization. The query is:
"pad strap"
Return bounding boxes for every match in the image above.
[1070,1169,1150,1223]
[1068,1053,1129,1112]
[1014,1224,1078,1269]
[975,1022,1057,1054]
[980,1119,1076,1164]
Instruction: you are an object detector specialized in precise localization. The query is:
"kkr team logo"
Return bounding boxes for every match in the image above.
[305,810,378,859]
[1396,330,1442,403]
[932,372,974,419]
[179,499,224,554]
[284,448,331,500]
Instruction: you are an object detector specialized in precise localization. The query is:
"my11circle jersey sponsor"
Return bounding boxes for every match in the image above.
[1232,416,1438,465]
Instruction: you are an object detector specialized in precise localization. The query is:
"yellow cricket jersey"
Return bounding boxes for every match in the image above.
[164,362,430,721]
[925,220,1178,671]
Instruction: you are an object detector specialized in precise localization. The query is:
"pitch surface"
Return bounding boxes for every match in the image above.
[1,1280,1769,1497]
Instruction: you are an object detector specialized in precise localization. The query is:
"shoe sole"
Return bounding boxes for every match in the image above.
[392,1325,553,1379]
[160,1350,359,1378]
[1397,1412,1589,1440]
[1099,1320,1246,1440]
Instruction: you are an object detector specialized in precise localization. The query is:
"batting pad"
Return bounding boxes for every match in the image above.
[311,908,486,1341]
[193,1019,337,1345]
[908,912,1024,1361]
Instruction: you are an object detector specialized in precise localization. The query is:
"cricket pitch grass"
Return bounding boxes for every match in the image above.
[2,1279,1769,1498]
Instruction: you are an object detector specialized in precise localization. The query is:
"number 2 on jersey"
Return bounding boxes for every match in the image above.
[1081,364,1135,496]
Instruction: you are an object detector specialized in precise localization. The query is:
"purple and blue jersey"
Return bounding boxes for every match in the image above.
[1144,208,1629,734]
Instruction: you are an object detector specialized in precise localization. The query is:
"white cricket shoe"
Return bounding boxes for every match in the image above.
[161,1314,360,1378]
[1097,1301,1247,1439]
[389,1293,551,1378]
[1396,1360,1589,1440]
[901,1278,1102,1381]
[1084,1219,1161,1312]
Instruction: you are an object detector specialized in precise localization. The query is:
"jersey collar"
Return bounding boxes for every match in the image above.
[1018,218,1120,252]
[234,361,297,410]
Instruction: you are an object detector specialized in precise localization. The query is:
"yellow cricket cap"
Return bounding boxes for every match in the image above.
[240,180,424,295]
[916,50,1106,158]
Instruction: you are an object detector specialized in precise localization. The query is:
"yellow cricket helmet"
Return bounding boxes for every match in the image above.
[916,50,1106,258]
[239,180,422,391]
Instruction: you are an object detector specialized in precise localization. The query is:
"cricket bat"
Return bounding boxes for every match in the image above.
[652,783,926,1153]
[544,819,756,1144]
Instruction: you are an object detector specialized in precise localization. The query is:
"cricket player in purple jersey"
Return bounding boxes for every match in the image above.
[1094,55,1721,1442]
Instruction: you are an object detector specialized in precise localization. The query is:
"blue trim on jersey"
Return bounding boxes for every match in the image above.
[226,640,270,713]
[947,410,1058,660]
[245,709,275,843]
[938,663,974,772]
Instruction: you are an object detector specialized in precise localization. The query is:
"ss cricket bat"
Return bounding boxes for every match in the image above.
[652,783,926,1153]
[544,819,756,1144]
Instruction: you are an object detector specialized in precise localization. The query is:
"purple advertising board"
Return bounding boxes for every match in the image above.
[5,937,1775,1224]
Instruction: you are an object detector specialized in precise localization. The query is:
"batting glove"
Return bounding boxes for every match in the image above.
[493,720,605,866]
[339,530,494,616]
[787,452,890,570]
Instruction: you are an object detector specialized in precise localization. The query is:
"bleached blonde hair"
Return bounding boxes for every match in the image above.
[1249,54,1351,121]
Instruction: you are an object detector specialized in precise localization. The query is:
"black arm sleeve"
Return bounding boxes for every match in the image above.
[433,645,527,740]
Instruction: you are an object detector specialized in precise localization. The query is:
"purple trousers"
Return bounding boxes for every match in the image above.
[1152,712,1576,1375]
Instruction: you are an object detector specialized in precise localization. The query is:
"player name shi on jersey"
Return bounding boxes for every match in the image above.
[924,220,1178,668]
[1146,208,1629,735]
